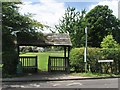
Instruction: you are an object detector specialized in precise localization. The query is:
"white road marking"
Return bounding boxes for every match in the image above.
[11,85,21,87]
[33,84,40,87]
[50,81,74,83]
[52,84,61,87]
[20,85,25,88]
[66,83,82,86]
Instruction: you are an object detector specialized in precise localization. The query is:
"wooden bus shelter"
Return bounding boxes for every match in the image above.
[17,32,72,73]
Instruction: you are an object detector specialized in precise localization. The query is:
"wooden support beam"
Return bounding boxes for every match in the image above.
[67,46,70,73]
[35,56,38,73]
[64,46,66,58]
[68,47,70,59]
[17,34,20,64]
[64,47,67,71]
[17,45,20,62]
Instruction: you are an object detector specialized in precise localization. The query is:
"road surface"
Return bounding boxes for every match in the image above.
[2,78,119,89]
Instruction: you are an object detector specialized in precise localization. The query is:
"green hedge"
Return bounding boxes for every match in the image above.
[2,50,18,76]
[70,48,84,72]
[70,48,120,74]
[98,48,120,74]
[2,34,18,77]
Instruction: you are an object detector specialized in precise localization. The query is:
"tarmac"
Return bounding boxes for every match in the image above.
[1,72,120,82]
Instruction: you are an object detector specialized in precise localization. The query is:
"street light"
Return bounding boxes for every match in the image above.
[84,27,88,72]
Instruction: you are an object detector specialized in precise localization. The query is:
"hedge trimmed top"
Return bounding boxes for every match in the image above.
[17,32,72,47]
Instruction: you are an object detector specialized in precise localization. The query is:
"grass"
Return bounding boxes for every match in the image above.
[71,72,120,77]
[20,51,64,71]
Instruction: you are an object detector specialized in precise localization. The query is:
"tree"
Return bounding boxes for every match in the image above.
[2,2,44,76]
[85,5,120,47]
[100,35,119,48]
[55,7,86,47]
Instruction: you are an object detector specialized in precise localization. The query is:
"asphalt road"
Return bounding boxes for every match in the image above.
[2,78,119,89]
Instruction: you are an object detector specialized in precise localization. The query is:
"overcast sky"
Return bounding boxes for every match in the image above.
[19,0,119,33]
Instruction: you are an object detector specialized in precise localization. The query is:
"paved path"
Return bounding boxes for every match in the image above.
[2,72,120,82]
[2,72,90,82]
[1,72,120,89]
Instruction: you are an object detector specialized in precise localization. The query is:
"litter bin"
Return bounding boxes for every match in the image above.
[16,61,23,75]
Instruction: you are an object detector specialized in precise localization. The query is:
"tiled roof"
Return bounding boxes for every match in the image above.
[17,33,72,46]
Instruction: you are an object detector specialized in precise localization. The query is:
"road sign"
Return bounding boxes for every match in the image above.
[98,60,113,63]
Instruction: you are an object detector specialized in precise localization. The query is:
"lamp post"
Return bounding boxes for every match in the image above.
[84,27,88,72]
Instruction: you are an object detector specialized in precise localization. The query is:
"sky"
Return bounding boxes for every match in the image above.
[19,0,119,33]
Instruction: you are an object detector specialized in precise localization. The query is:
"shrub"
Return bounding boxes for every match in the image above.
[70,48,120,74]
[2,50,18,76]
[98,48,120,74]
[70,48,84,72]
[87,48,101,72]
[70,48,101,72]
[100,35,119,48]
[2,34,18,77]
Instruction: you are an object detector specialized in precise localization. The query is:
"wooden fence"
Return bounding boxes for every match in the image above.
[19,56,38,73]
[48,56,69,72]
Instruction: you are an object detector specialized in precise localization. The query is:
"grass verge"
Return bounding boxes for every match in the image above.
[71,72,120,77]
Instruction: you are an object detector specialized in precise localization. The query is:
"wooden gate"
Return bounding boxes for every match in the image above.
[48,56,69,72]
[19,56,38,73]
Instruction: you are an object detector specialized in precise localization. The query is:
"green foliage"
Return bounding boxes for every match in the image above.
[70,48,120,74]
[87,48,101,72]
[70,48,84,72]
[2,2,43,34]
[56,5,120,47]
[55,7,86,47]
[2,2,44,76]
[70,48,100,72]
[2,33,17,75]
[2,50,18,75]
[98,48,120,74]
[101,35,119,48]
[85,5,120,47]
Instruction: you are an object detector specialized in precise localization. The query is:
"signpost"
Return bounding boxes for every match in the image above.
[98,60,113,74]
[84,27,88,72]
[98,60,113,63]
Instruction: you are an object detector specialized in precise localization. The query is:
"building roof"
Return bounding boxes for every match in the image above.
[17,33,72,47]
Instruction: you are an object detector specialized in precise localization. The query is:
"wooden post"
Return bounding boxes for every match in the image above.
[16,32,19,62]
[17,45,20,62]
[64,46,67,71]
[110,62,113,74]
[17,44,20,67]
[64,46,66,58]
[119,61,120,74]
[48,56,51,72]
[68,47,70,59]
[67,46,70,73]
[35,56,38,73]
[17,34,20,73]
